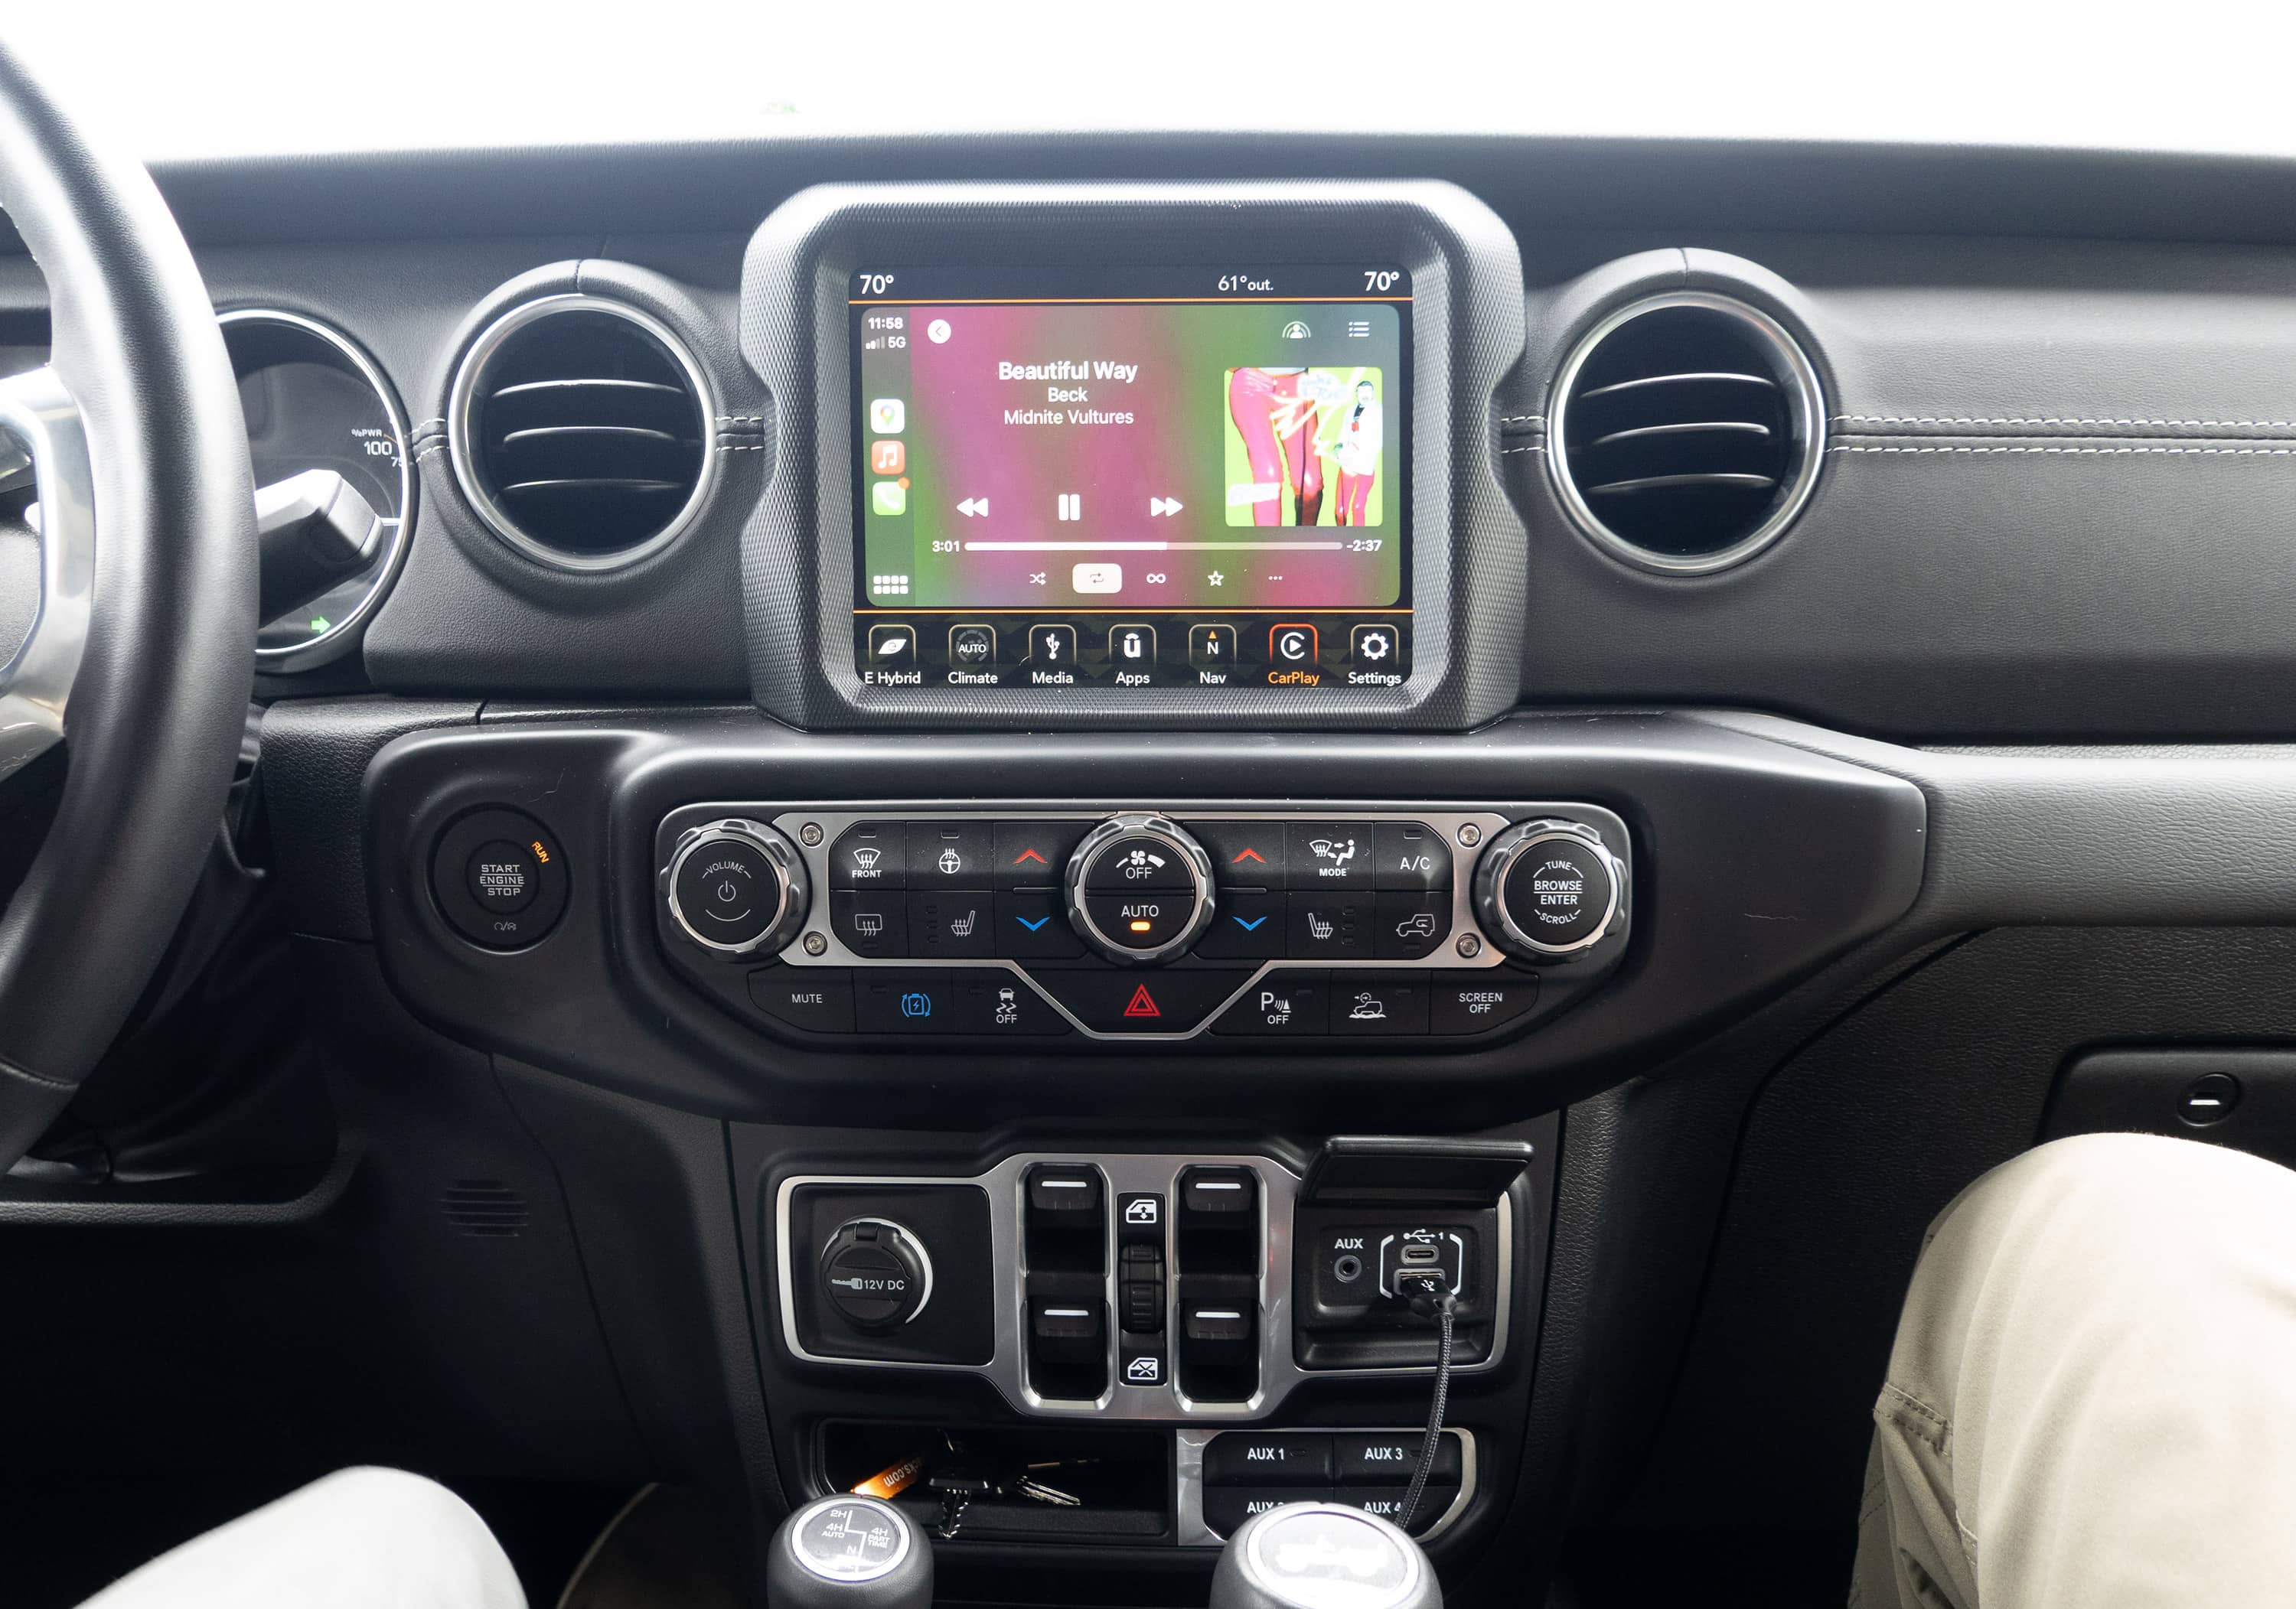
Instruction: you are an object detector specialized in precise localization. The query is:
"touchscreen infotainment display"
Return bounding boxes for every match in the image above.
[850,266,1411,689]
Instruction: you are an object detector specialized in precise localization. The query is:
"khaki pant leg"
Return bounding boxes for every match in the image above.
[77,1467,527,1609]
[1851,1132,2296,1608]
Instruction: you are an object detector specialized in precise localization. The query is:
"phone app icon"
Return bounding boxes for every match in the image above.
[869,398,905,434]
[870,440,905,474]
[871,480,908,516]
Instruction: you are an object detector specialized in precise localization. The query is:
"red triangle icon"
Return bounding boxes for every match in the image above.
[1122,984,1161,1019]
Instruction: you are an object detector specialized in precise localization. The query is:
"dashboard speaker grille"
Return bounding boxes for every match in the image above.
[439,1179,528,1238]
[1549,292,1823,574]
[450,295,712,570]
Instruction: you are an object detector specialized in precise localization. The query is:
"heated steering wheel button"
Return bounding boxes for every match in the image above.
[466,840,538,914]
[1084,893,1192,949]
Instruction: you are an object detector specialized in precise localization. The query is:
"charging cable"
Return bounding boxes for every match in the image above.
[1399,1284,1459,1532]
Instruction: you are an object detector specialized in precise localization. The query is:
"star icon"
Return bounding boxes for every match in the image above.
[1207,570,1225,586]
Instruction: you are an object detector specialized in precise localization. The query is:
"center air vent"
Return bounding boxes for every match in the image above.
[1548,291,1823,575]
[448,295,713,571]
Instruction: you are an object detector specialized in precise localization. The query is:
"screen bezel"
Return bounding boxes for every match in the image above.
[739,181,1530,729]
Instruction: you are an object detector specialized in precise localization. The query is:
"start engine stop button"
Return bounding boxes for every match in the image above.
[466,840,539,914]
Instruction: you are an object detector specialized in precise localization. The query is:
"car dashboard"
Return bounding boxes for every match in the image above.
[11,129,2296,1607]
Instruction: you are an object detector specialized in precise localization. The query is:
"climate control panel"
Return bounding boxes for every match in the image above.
[655,804,1631,1045]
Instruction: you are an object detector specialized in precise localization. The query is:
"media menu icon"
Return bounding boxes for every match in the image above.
[1029,624,1078,665]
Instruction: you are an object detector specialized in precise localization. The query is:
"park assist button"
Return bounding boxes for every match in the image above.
[1213,971,1330,1035]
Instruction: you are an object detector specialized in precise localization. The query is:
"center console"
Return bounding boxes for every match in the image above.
[327,174,1931,1601]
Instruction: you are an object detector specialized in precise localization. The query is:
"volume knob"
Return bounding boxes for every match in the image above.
[663,819,810,957]
[1063,814,1216,966]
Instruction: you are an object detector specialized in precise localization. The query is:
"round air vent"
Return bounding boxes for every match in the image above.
[1548,291,1824,575]
[448,294,714,571]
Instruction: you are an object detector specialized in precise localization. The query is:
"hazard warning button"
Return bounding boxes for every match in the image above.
[1030,969,1253,1034]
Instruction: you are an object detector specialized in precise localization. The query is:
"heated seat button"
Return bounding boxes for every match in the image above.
[1287,891,1375,959]
[829,822,906,889]
[1205,1433,1335,1485]
[466,840,539,914]
[1084,892,1192,952]
[1430,974,1540,1035]
[747,969,855,1034]
[908,890,995,958]
[1335,1432,1463,1485]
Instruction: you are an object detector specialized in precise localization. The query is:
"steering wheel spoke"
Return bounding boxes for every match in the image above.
[0,364,93,789]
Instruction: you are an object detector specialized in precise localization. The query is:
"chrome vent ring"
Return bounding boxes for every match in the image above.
[446,293,716,572]
[1548,290,1825,575]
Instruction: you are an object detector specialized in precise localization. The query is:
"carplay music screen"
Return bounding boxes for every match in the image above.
[849,265,1411,690]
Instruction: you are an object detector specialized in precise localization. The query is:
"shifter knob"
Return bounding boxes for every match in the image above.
[1211,1502,1440,1609]
[766,1493,931,1609]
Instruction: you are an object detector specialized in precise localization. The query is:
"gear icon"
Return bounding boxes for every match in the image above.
[1359,631,1391,661]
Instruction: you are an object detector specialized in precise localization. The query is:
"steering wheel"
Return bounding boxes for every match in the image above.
[0,42,257,1169]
